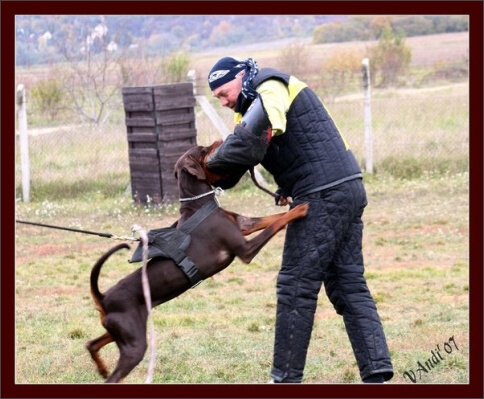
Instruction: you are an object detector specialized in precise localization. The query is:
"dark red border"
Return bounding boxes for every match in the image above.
[2,2,482,399]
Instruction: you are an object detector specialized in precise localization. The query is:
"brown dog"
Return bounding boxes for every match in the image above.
[86,142,309,383]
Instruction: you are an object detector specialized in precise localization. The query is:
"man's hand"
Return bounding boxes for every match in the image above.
[274,188,293,206]
[275,195,293,206]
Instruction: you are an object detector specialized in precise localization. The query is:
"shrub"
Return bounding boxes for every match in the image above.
[164,51,191,83]
[30,79,64,121]
[367,25,412,88]
[319,48,364,102]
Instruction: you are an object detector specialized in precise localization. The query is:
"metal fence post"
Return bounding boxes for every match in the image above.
[17,84,30,202]
[362,58,373,174]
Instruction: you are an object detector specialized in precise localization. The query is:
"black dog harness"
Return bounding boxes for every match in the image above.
[130,200,219,288]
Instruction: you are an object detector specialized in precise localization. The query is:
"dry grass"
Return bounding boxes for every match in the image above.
[14,169,469,384]
[13,30,470,386]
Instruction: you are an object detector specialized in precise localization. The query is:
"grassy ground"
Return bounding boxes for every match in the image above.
[15,170,469,384]
[13,30,470,385]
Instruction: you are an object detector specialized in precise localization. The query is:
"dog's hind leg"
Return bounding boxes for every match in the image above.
[103,311,149,383]
[104,337,148,383]
[86,332,114,379]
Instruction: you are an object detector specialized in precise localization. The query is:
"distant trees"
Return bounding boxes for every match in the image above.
[15,15,336,67]
[24,17,193,126]
[313,15,468,44]
[313,17,373,44]
[315,19,413,100]
[17,15,467,125]
[16,15,468,68]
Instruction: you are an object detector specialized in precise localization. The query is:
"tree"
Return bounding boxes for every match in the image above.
[367,24,412,87]
[49,17,127,126]
[319,48,364,102]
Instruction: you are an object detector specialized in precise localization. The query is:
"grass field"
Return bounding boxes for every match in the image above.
[13,31,470,385]
[15,169,469,384]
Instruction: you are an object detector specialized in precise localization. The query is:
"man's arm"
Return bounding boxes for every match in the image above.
[205,96,272,177]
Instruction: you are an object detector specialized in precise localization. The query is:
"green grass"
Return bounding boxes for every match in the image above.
[14,31,470,383]
[15,170,469,384]
[16,81,468,204]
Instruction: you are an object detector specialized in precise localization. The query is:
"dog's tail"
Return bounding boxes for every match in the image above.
[90,243,130,312]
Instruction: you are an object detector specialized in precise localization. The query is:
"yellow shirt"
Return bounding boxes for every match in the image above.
[234,76,307,136]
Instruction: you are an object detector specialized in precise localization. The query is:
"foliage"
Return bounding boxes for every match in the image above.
[164,51,192,83]
[30,78,64,121]
[46,17,130,126]
[117,54,165,87]
[313,15,468,45]
[420,58,469,85]
[15,15,332,67]
[276,41,310,81]
[313,18,372,44]
[117,51,192,87]
[15,15,469,69]
[319,48,364,102]
[367,24,412,87]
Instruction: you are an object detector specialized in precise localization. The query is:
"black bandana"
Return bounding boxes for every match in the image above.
[241,58,259,100]
[208,57,259,100]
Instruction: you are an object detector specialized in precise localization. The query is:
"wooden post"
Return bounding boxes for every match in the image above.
[195,95,231,138]
[362,58,373,174]
[17,84,30,202]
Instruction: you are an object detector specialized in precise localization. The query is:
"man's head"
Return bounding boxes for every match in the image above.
[208,57,246,110]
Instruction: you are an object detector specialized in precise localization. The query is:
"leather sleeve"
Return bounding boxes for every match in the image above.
[206,96,272,176]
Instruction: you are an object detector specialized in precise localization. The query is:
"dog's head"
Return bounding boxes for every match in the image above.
[174,140,225,186]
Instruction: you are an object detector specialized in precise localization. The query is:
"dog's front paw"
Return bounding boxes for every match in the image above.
[292,202,309,218]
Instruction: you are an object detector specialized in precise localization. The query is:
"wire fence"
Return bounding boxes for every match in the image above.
[15,81,469,203]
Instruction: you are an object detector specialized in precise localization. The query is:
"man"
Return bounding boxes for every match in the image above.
[203,56,393,383]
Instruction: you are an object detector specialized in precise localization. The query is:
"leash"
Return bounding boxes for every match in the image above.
[131,225,156,384]
[16,220,140,241]
[249,167,278,199]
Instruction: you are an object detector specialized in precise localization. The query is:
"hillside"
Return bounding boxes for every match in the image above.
[192,31,469,81]
[15,15,467,67]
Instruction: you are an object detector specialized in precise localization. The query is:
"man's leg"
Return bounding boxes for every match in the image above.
[270,197,333,383]
[323,180,394,382]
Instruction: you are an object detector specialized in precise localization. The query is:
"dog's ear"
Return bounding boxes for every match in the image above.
[184,155,207,180]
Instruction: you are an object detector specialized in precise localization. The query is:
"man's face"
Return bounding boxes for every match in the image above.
[212,71,244,110]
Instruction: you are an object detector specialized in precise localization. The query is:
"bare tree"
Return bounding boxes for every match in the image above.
[49,17,127,126]
[45,17,193,126]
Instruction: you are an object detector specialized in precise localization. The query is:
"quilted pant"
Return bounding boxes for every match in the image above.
[270,179,394,383]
